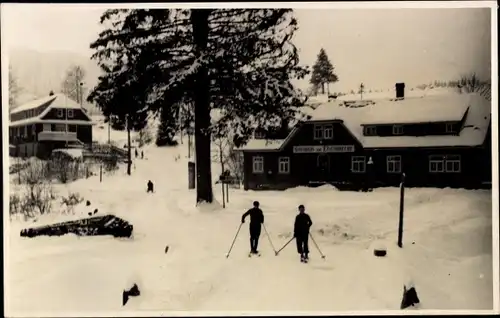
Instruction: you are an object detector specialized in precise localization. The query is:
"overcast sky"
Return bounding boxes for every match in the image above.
[1,4,492,92]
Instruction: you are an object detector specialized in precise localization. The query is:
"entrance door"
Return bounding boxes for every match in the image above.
[316,154,331,181]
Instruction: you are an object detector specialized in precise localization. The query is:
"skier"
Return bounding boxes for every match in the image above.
[294,204,313,262]
[241,201,264,255]
[147,180,154,193]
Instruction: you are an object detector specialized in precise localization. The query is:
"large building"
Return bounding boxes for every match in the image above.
[236,86,492,190]
[9,93,94,158]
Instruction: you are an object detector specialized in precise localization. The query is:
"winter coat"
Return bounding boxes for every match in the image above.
[242,207,264,226]
[294,213,313,237]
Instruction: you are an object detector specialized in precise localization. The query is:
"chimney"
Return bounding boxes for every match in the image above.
[395,83,405,99]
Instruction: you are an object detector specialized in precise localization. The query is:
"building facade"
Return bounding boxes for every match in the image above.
[9,94,94,158]
[237,87,492,190]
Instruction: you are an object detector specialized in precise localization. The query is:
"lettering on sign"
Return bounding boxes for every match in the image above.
[293,146,325,153]
[324,145,355,153]
[293,145,355,153]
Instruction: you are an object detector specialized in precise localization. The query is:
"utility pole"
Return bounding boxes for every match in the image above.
[65,95,69,148]
[108,115,111,144]
[79,82,84,108]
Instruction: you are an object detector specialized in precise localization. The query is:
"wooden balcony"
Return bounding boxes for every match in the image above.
[38,131,78,142]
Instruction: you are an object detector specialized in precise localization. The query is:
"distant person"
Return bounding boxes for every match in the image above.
[147,180,154,193]
[135,148,138,158]
[294,204,313,262]
[241,201,264,255]
[141,151,144,159]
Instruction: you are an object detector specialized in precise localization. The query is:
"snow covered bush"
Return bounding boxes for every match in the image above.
[9,194,21,216]
[49,157,86,184]
[136,128,154,147]
[60,192,84,214]
[18,159,56,218]
[102,154,119,172]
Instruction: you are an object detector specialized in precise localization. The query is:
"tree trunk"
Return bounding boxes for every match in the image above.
[127,114,132,176]
[321,82,325,94]
[191,9,213,204]
[219,143,225,208]
[326,82,330,95]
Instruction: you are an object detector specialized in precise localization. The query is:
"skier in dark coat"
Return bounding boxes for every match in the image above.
[241,201,264,254]
[294,204,313,262]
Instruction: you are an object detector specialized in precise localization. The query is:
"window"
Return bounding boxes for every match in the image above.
[323,124,334,139]
[393,125,404,135]
[68,109,74,118]
[365,126,377,136]
[445,123,454,133]
[278,157,290,174]
[57,109,63,118]
[445,154,461,173]
[252,156,264,173]
[429,154,461,173]
[69,125,77,132]
[32,125,36,134]
[387,155,402,173]
[43,124,51,131]
[314,124,334,140]
[313,124,323,140]
[351,156,366,173]
[429,155,445,173]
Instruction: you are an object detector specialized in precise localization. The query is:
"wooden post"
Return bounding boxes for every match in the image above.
[100,164,103,183]
[221,180,226,209]
[397,172,406,248]
[226,183,229,203]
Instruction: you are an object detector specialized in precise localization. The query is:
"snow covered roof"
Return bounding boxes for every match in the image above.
[10,93,83,115]
[311,94,472,125]
[9,93,94,127]
[360,94,491,148]
[236,139,285,151]
[52,148,84,159]
[238,92,491,151]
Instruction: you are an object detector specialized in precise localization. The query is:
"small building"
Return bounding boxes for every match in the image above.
[236,85,492,190]
[9,93,94,158]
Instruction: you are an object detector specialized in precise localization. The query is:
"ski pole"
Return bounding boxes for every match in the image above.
[262,224,277,254]
[275,236,295,256]
[225,223,243,258]
[309,233,326,259]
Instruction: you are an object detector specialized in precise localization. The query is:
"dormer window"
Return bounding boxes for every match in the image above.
[364,126,377,136]
[392,125,404,135]
[314,124,334,140]
[68,109,74,118]
[323,124,333,139]
[314,124,323,140]
[57,109,63,118]
[445,123,454,133]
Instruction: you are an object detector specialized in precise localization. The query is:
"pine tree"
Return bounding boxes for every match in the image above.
[309,48,338,95]
[156,105,179,146]
[89,9,308,204]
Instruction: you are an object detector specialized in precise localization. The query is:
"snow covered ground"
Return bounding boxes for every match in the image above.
[4,121,497,315]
